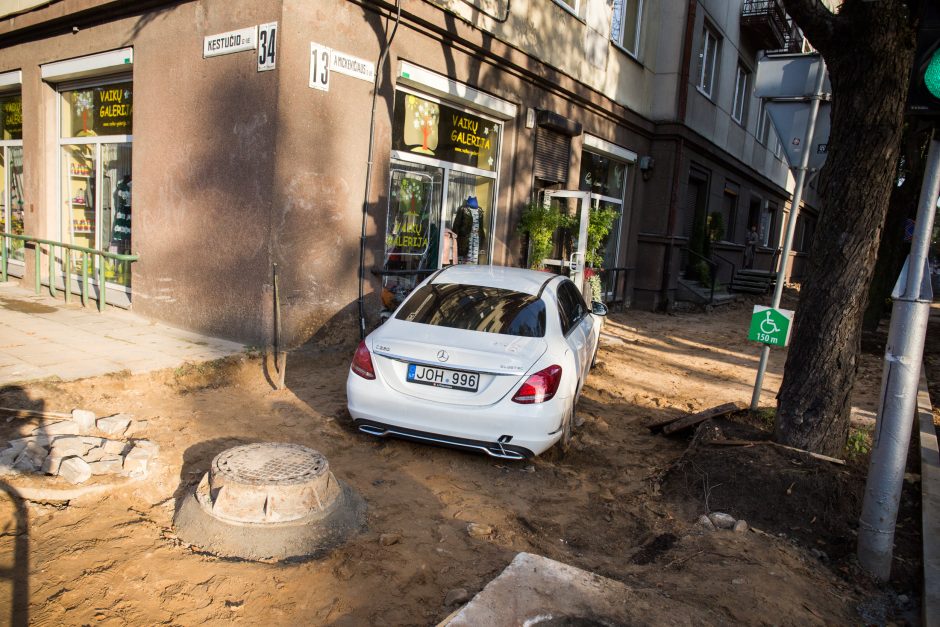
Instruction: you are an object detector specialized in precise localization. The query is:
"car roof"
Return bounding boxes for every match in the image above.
[430,265,560,296]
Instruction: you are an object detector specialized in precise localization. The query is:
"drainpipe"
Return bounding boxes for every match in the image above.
[659,0,697,309]
[358,0,402,339]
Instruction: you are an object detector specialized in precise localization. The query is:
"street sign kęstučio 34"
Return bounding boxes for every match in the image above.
[748,305,794,346]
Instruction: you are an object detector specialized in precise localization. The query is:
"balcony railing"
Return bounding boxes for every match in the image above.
[741,0,789,51]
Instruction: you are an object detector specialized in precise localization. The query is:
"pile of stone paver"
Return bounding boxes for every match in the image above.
[0,409,158,484]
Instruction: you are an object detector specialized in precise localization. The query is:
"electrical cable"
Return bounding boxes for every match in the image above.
[358,0,402,339]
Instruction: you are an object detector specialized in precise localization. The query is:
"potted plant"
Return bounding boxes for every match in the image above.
[518,200,566,270]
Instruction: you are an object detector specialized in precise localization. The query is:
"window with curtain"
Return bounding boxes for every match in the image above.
[611,0,643,57]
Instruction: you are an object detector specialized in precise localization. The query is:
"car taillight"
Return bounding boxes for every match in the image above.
[351,340,376,380]
[512,365,562,404]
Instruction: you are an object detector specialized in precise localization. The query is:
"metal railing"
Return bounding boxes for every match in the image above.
[1,233,139,311]
[681,248,719,305]
[711,251,737,288]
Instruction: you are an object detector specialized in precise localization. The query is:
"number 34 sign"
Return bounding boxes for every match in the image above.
[748,305,794,347]
[258,22,277,72]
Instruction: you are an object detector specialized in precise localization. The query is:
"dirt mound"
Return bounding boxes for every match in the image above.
[660,414,922,592]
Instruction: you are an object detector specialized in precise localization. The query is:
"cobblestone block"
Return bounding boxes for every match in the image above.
[122,445,152,476]
[32,420,79,436]
[88,456,123,475]
[41,453,65,475]
[58,457,92,484]
[71,409,97,433]
[13,441,48,472]
[97,414,131,435]
[102,439,129,456]
[49,436,96,457]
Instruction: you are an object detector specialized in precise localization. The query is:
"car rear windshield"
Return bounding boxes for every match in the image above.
[395,283,546,337]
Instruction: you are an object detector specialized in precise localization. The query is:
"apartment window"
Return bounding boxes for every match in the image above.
[756,99,771,144]
[697,24,720,99]
[554,0,580,16]
[732,63,750,125]
[611,0,643,57]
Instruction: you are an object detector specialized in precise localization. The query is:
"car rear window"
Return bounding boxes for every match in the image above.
[395,283,546,337]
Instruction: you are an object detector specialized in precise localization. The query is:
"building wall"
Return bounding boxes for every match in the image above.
[0,0,658,344]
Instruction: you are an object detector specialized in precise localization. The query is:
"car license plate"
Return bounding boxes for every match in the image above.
[407,364,479,392]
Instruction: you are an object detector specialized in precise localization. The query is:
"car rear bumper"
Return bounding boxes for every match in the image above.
[347,372,564,457]
[354,419,535,459]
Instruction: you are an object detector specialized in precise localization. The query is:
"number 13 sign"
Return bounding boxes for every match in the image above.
[310,42,332,91]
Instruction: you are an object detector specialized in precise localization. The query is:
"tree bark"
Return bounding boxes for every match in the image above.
[776,0,916,456]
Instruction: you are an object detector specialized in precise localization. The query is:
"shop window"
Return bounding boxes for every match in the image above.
[0,91,24,266]
[697,24,721,100]
[59,80,133,289]
[611,0,643,57]
[382,90,502,311]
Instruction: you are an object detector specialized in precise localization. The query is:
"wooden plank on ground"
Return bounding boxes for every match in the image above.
[710,439,847,465]
[661,401,747,435]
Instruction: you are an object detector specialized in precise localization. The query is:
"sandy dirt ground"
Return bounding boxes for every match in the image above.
[0,293,923,626]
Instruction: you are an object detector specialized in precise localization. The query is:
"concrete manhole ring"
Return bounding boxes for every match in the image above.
[174,442,365,562]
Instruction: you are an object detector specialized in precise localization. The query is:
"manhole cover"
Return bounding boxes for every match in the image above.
[214,443,328,485]
[196,442,341,524]
[174,442,366,562]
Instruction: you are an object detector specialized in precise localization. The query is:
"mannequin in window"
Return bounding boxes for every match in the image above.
[109,174,132,254]
[453,196,485,264]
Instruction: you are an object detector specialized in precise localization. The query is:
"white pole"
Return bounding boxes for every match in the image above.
[750,59,828,410]
[858,135,940,580]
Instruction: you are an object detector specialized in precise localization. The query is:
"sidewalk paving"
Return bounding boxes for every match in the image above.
[0,281,245,385]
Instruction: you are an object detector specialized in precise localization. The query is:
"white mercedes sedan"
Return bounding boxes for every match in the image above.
[346,265,607,459]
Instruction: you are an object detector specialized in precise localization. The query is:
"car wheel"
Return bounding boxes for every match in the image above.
[591,344,599,368]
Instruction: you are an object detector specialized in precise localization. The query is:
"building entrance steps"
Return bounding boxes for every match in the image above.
[0,281,245,385]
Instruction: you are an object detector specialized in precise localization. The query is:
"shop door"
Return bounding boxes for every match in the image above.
[541,190,592,293]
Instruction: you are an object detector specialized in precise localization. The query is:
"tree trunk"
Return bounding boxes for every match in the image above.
[776,0,915,456]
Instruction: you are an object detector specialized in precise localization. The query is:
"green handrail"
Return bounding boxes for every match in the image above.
[1,232,139,312]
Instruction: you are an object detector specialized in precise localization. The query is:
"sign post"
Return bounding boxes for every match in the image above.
[749,53,830,410]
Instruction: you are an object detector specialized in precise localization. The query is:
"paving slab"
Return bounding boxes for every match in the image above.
[439,552,696,626]
[0,282,245,385]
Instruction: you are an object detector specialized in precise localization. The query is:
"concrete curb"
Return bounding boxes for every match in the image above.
[918,371,939,626]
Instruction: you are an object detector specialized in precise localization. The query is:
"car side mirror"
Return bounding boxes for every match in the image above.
[591,301,608,317]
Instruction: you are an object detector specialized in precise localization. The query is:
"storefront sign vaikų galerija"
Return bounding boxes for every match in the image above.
[392,92,499,172]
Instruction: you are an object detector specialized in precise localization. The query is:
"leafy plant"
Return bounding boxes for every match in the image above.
[584,205,620,268]
[707,211,725,243]
[587,272,603,302]
[845,429,872,460]
[753,407,776,429]
[518,201,566,270]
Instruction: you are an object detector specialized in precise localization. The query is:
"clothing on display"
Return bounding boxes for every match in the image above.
[453,196,485,264]
[109,175,131,253]
[442,228,458,266]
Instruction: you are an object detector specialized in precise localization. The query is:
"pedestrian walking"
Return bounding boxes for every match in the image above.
[744,225,759,269]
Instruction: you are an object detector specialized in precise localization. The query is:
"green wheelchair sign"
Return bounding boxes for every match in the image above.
[748,306,794,346]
